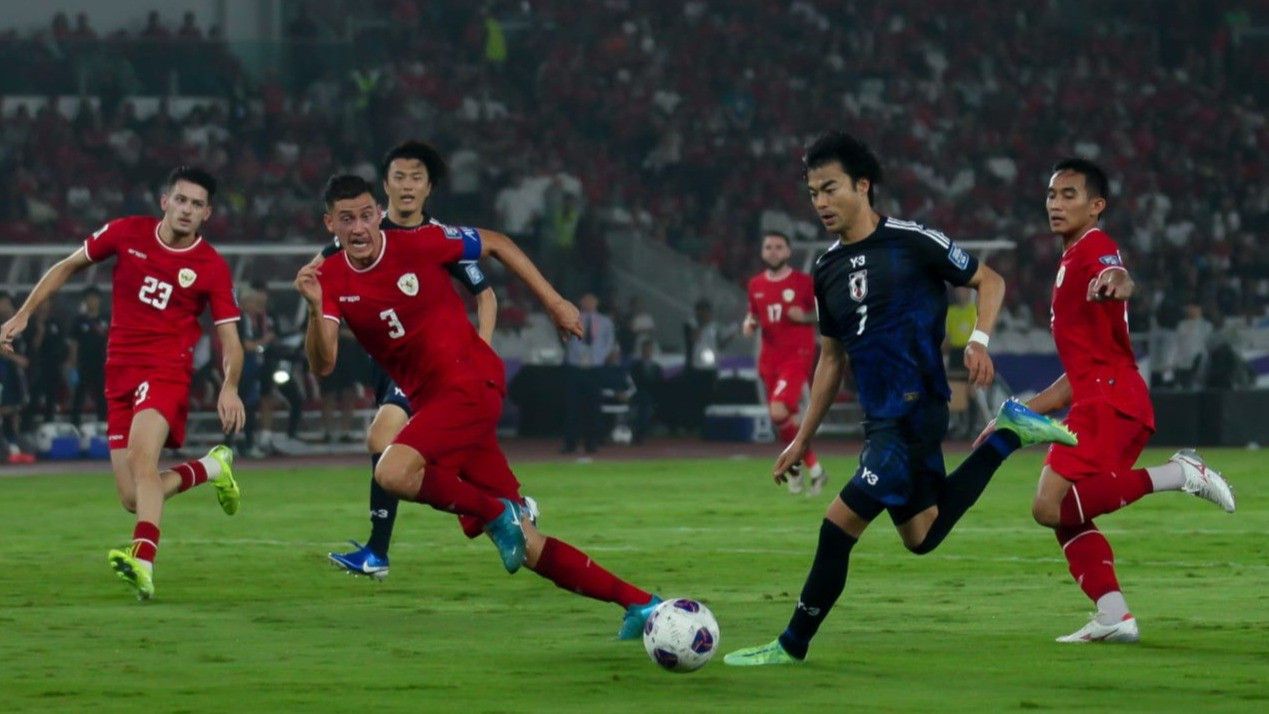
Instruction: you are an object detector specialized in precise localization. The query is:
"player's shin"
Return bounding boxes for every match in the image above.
[779,519,858,660]
[366,453,399,558]
[911,431,1021,554]
[530,535,652,608]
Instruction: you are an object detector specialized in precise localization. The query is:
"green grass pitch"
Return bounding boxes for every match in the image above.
[1,448,1265,713]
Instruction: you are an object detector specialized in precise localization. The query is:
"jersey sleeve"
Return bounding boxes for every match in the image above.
[318,274,342,324]
[415,224,482,265]
[746,278,760,316]
[320,236,342,259]
[911,228,979,287]
[815,280,845,340]
[1087,234,1129,280]
[83,220,128,262]
[798,274,817,311]
[446,261,491,295]
[208,259,241,325]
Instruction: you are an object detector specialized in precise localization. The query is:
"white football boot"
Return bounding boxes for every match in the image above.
[1171,450,1236,513]
[1056,614,1140,644]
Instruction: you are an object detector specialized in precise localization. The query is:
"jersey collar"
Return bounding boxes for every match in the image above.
[153,220,203,253]
[344,230,389,273]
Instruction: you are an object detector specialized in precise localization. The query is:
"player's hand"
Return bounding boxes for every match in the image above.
[963,342,995,388]
[787,306,808,323]
[972,418,997,449]
[0,313,28,354]
[294,263,323,305]
[741,315,757,338]
[217,388,246,435]
[1087,271,1132,301]
[773,438,809,485]
[546,297,583,341]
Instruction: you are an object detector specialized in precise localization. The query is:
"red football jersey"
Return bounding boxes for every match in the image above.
[319,224,502,406]
[747,269,817,368]
[83,216,239,381]
[1050,227,1153,426]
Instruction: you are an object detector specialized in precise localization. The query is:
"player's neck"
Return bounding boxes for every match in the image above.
[837,210,881,245]
[387,207,424,228]
[764,266,793,281]
[1060,223,1098,251]
[157,220,197,248]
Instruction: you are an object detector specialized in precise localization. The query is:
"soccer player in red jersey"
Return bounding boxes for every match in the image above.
[0,166,247,600]
[296,175,662,637]
[742,231,826,495]
[976,158,1236,643]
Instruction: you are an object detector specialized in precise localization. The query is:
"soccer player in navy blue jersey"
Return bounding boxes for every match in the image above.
[318,140,504,579]
[725,130,1077,666]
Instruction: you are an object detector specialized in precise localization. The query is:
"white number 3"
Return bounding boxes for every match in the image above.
[380,309,405,339]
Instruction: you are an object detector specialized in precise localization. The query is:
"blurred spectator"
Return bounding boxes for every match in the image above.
[0,290,34,462]
[628,338,663,445]
[679,298,728,434]
[21,301,68,431]
[68,285,108,427]
[561,293,614,454]
[1171,303,1214,389]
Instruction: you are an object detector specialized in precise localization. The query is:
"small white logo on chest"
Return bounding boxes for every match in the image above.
[1056,265,1066,288]
[127,248,148,260]
[782,288,795,303]
[178,268,197,288]
[397,273,419,296]
[339,295,361,303]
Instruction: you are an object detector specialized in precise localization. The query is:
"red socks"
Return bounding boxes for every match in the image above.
[1059,469,1152,527]
[1057,522,1120,602]
[532,537,652,608]
[132,521,160,564]
[776,418,819,469]
[413,465,505,523]
[173,460,209,493]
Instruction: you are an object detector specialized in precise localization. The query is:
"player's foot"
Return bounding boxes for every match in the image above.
[328,540,389,580]
[617,595,662,640]
[108,548,155,601]
[522,495,540,526]
[207,445,240,515]
[723,639,800,666]
[1171,449,1236,513]
[484,498,527,574]
[786,470,804,494]
[993,399,1078,448]
[1056,614,1139,643]
[807,463,828,497]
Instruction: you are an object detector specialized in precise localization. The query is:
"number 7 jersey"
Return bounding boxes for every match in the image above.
[318,223,504,408]
[84,216,239,382]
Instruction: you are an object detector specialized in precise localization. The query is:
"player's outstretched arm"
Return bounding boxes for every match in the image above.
[1087,267,1134,302]
[294,262,339,375]
[214,321,247,434]
[962,263,1005,388]
[476,228,582,340]
[474,289,497,345]
[773,336,846,483]
[1,248,92,353]
[742,313,758,338]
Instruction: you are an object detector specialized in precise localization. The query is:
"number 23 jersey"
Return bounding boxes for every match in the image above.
[83,216,239,381]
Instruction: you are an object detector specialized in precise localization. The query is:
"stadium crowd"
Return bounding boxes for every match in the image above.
[1,1,1267,460]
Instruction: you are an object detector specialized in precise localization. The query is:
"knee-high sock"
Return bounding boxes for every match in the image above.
[366,452,399,558]
[911,430,1020,554]
[531,537,652,608]
[779,520,858,660]
[1057,521,1121,603]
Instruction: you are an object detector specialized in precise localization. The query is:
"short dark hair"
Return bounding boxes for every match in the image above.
[1051,157,1110,202]
[762,230,791,247]
[82,285,101,298]
[166,166,217,201]
[323,174,376,208]
[803,130,884,205]
[379,140,448,187]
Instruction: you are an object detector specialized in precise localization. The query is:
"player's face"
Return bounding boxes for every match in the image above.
[160,180,212,238]
[1046,170,1105,237]
[324,193,383,266]
[807,163,868,235]
[383,158,432,216]
[761,235,791,270]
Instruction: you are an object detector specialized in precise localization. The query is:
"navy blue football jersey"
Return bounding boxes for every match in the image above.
[814,217,979,418]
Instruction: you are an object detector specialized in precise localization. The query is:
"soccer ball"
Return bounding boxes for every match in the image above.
[642,598,720,673]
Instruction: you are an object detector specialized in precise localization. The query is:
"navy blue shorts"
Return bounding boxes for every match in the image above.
[370,362,411,414]
[845,398,949,525]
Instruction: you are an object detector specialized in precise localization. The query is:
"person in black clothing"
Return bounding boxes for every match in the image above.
[69,285,109,427]
[628,337,663,444]
[22,300,69,429]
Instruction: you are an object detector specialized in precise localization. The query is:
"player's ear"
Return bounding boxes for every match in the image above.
[855,177,870,197]
[323,211,335,233]
[159,193,169,212]
[1090,196,1107,220]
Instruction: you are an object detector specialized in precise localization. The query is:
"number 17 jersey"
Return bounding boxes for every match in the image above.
[747,269,816,370]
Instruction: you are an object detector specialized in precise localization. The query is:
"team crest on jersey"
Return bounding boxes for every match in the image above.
[782,288,795,303]
[397,273,419,296]
[178,268,197,288]
[849,270,868,302]
[1056,265,1066,287]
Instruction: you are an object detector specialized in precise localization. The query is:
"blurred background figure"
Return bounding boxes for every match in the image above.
[562,293,615,454]
[945,287,980,439]
[628,337,664,445]
[0,291,34,462]
[69,285,109,429]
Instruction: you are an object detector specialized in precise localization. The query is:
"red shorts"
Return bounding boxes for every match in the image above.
[1046,398,1153,481]
[394,379,522,538]
[760,359,812,411]
[105,369,190,450]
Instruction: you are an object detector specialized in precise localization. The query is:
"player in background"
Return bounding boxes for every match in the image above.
[725,131,1078,666]
[319,140,502,580]
[974,158,1236,643]
[296,175,662,638]
[0,166,245,600]
[743,231,826,496]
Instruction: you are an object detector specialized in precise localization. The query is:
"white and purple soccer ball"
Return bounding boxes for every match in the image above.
[642,598,720,673]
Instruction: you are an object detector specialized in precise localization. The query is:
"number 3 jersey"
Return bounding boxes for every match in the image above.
[318,223,503,408]
[83,216,239,383]
[814,217,979,419]
[747,269,816,371]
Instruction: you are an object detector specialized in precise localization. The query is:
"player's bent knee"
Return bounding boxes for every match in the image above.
[1031,500,1061,529]
[373,460,414,498]
[769,402,791,423]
